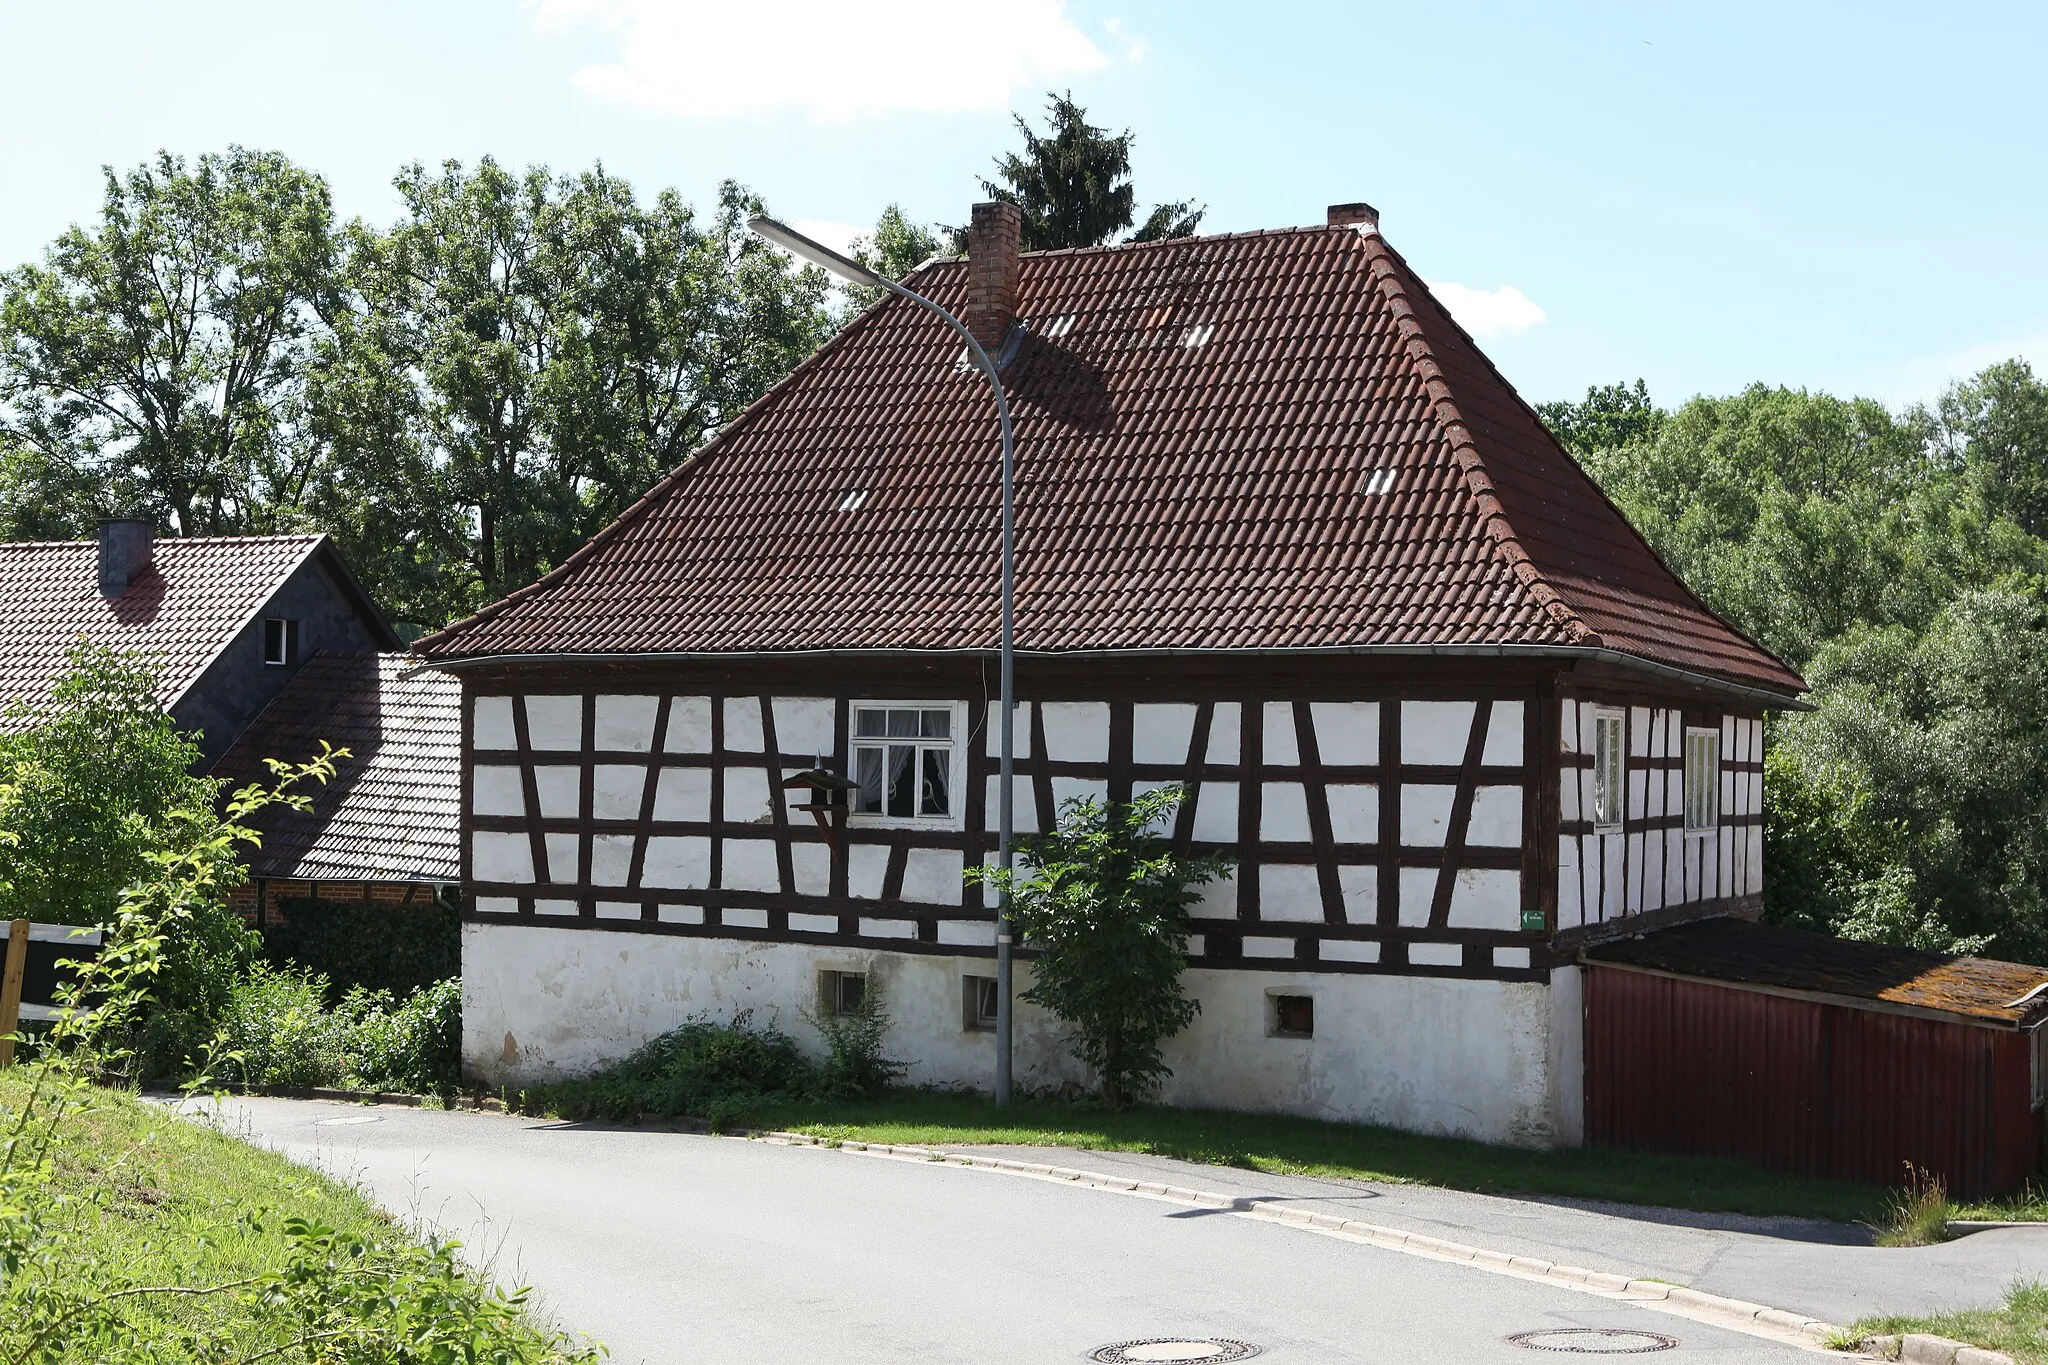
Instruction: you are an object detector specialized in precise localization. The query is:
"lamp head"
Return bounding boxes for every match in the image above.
[748,215,887,290]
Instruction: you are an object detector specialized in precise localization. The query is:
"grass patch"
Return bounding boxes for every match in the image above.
[1,1073,592,1360]
[1956,1184,2048,1223]
[1874,1166,1953,1247]
[529,1085,1892,1224]
[1856,1281,2048,1365]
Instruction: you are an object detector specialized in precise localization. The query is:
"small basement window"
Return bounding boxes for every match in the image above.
[963,975,999,1032]
[263,617,297,667]
[1592,709,1625,829]
[1269,993,1314,1039]
[820,970,867,1017]
[1684,727,1720,832]
[852,704,956,823]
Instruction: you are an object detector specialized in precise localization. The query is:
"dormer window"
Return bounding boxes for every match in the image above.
[263,617,297,667]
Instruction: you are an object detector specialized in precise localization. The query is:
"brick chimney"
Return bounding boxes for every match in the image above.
[965,200,1022,356]
[97,519,155,598]
[1328,202,1380,232]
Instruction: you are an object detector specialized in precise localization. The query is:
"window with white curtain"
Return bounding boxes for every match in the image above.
[1592,710,1625,829]
[1684,728,1720,832]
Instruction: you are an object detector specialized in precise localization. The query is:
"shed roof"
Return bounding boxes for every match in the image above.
[416,221,1802,699]
[210,652,461,884]
[0,534,395,723]
[1585,918,2048,1028]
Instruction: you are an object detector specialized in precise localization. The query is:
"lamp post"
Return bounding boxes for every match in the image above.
[747,216,1018,1105]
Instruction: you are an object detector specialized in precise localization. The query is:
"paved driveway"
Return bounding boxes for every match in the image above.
[201,1097,1842,1365]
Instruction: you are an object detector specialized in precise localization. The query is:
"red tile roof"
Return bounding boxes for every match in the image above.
[211,652,461,883]
[417,223,1803,697]
[0,535,337,724]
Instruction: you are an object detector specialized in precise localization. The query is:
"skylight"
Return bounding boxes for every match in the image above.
[836,489,867,513]
[1039,314,1076,339]
[1363,468,1394,495]
[1179,323,1215,348]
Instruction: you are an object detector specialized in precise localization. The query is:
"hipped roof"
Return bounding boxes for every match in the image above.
[417,222,1803,699]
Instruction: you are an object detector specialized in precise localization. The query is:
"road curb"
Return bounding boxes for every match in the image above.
[761,1130,1854,1352]
[1865,1334,2017,1365]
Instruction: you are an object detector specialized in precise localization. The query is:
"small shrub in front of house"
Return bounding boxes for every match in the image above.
[970,783,1232,1107]
[529,987,903,1126]
[217,963,462,1094]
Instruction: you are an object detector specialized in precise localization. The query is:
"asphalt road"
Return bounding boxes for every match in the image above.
[200,1097,1834,1365]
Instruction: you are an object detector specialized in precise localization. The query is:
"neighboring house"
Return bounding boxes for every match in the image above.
[0,522,400,768]
[414,200,1808,1148]
[211,652,463,925]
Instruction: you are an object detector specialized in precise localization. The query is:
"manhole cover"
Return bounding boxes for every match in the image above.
[1508,1329,1679,1354]
[1088,1340,1262,1363]
[313,1115,383,1126]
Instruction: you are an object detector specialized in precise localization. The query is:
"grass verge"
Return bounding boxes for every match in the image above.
[533,1086,1894,1225]
[2,1073,591,1360]
[1855,1281,2048,1364]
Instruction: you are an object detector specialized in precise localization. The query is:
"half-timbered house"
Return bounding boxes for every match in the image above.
[414,200,1806,1146]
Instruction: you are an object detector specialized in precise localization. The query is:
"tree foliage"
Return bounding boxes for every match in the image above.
[979,92,1203,251]
[841,204,947,315]
[0,149,836,634]
[1544,363,2048,960]
[969,786,1230,1105]
[0,644,222,927]
[0,149,342,540]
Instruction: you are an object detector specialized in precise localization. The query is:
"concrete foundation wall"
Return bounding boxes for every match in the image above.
[463,923,1576,1147]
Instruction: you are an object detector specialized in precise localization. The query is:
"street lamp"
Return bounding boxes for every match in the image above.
[748,216,1019,1106]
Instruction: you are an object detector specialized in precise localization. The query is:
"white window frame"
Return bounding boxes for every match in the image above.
[1591,708,1625,831]
[847,700,968,831]
[262,617,296,668]
[963,974,998,1033]
[1684,727,1720,833]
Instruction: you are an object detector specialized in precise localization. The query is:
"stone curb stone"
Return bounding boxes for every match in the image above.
[1897,1334,2019,1365]
[757,1129,1855,1349]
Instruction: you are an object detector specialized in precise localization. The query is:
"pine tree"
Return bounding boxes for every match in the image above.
[980,92,1203,250]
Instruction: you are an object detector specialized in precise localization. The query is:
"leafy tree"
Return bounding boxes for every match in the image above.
[1537,379,1664,458]
[969,785,1230,1105]
[0,645,223,926]
[313,163,834,628]
[979,92,1204,251]
[0,148,342,540]
[841,204,948,316]
[1932,358,2048,538]
[1766,590,2048,961]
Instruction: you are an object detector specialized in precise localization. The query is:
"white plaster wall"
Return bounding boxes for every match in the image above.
[1481,701,1524,766]
[1260,783,1310,841]
[773,696,836,756]
[594,695,659,751]
[526,696,583,750]
[1259,864,1323,920]
[461,926,1577,1146]
[473,765,523,817]
[1041,702,1110,763]
[474,696,517,750]
[1133,704,1197,765]
[1192,783,1239,842]
[1206,703,1241,764]
[1325,784,1377,844]
[664,698,713,752]
[463,924,1090,1093]
[1546,965,1585,1147]
[1310,702,1377,765]
[1403,701,1473,766]
[723,697,765,752]
[984,702,1033,758]
[1263,702,1300,765]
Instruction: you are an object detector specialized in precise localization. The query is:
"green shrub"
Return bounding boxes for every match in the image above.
[263,895,459,1001]
[216,968,461,1094]
[532,990,901,1126]
[218,961,351,1088]
[346,977,462,1094]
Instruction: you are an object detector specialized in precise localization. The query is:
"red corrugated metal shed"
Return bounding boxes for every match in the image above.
[1585,920,2045,1199]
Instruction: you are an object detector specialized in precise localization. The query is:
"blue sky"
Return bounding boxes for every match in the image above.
[3,0,2042,408]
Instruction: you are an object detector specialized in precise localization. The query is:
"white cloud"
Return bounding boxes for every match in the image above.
[1883,330,2048,406]
[1426,281,1548,340]
[528,0,1114,121]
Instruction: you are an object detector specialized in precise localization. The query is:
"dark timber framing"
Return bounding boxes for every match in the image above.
[454,653,1778,983]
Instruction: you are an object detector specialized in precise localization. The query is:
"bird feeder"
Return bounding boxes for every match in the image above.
[781,765,859,841]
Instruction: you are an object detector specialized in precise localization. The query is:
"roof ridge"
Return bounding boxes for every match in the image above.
[1357,235,1599,647]
[0,532,326,550]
